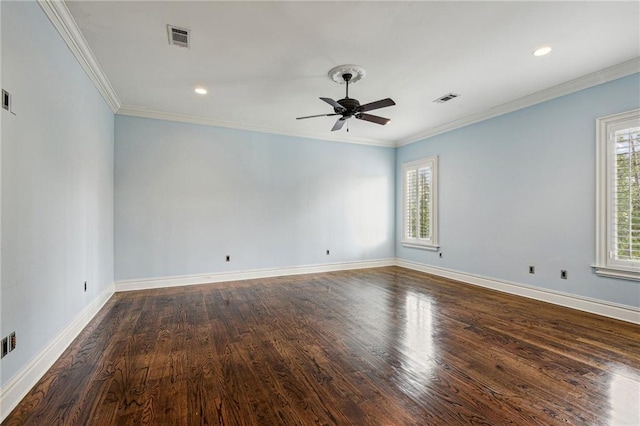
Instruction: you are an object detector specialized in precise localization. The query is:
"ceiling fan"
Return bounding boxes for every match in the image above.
[296,67,396,132]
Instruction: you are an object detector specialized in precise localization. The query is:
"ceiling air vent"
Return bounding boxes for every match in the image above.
[433,93,460,103]
[167,25,190,48]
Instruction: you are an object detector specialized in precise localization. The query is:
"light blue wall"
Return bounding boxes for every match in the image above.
[115,116,395,281]
[1,1,637,397]
[396,73,640,308]
[1,1,114,387]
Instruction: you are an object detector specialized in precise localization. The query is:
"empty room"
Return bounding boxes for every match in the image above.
[1,0,639,424]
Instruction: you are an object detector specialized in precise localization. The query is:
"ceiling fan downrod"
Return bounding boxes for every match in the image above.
[343,73,352,98]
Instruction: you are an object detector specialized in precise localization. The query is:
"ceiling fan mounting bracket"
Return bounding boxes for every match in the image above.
[328,65,366,85]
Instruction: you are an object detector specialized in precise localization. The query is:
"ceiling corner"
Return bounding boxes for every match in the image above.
[396,57,640,148]
[37,0,121,112]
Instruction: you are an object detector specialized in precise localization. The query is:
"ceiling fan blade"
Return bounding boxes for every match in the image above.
[296,113,340,120]
[356,113,390,125]
[331,117,347,131]
[320,97,345,111]
[358,98,396,112]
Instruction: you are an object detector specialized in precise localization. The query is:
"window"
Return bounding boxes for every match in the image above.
[595,109,640,281]
[402,156,438,250]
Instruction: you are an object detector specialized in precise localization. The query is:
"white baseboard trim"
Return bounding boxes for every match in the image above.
[115,258,396,292]
[396,259,640,325]
[0,283,115,422]
[116,259,640,324]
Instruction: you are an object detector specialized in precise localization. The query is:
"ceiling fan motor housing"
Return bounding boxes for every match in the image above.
[336,98,361,116]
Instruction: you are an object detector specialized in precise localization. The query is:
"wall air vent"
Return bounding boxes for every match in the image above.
[167,25,190,48]
[433,93,460,103]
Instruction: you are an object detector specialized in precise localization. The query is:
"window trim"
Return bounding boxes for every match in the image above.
[401,156,439,251]
[594,109,640,282]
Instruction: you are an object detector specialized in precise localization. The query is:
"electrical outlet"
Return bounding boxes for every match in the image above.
[226,255,230,262]
[529,266,535,274]
[1,337,7,358]
[326,249,330,255]
[2,89,10,111]
[9,332,16,352]
[561,270,568,279]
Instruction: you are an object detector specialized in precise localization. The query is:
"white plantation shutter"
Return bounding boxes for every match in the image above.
[419,167,431,239]
[595,109,640,281]
[402,157,438,250]
[405,169,417,239]
[612,126,640,262]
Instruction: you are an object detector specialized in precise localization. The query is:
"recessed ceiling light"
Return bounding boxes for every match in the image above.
[533,46,552,57]
[194,87,207,95]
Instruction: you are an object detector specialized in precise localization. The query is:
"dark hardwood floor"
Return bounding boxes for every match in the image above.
[3,267,639,425]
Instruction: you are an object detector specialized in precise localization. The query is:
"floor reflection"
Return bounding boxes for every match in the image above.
[609,369,640,425]
[399,291,436,382]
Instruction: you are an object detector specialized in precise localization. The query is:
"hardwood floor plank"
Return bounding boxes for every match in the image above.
[3,267,639,425]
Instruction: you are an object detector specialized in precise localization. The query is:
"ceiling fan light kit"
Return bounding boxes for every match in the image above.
[296,64,396,132]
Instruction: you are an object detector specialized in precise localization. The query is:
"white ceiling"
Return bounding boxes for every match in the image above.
[64,1,640,146]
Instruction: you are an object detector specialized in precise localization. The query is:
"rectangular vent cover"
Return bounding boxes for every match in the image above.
[433,93,460,103]
[167,25,190,48]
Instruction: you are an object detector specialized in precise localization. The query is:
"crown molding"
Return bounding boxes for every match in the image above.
[116,106,396,148]
[36,0,637,148]
[395,57,640,147]
[37,0,121,113]
[120,58,638,149]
